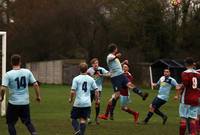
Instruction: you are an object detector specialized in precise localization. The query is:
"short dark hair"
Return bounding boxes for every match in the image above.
[164,68,170,72]
[11,54,21,66]
[122,63,130,68]
[184,57,194,67]
[90,58,98,64]
[79,62,88,73]
[108,43,117,53]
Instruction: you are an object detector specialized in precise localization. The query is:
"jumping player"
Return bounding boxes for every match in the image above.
[87,58,110,124]
[69,62,99,135]
[104,43,148,120]
[99,60,143,121]
[143,68,179,125]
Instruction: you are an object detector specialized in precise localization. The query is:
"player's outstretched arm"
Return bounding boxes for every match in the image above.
[0,86,6,102]
[102,72,111,77]
[121,60,128,65]
[33,82,41,102]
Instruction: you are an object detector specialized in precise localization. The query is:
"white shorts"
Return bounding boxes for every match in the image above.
[179,103,198,119]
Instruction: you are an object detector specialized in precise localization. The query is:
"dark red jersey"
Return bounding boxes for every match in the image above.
[120,72,133,96]
[181,69,200,106]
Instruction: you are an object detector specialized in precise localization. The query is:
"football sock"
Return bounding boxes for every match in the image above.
[72,119,80,132]
[132,87,143,97]
[197,119,200,133]
[105,103,111,116]
[110,98,117,116]
[180,120,186,135]
[24,122,37,135]
[122,107,136,115]
[95,106,100,119]
[80,123,86,135]
[8,124,17,135]
[144,112,154,123]
[154,109,165,118]
[189,119,197,135]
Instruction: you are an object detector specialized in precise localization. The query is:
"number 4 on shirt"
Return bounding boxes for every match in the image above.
[82,82,87,92]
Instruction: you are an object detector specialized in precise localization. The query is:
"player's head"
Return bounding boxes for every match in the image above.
[79,62,88,73]
[11,54,21,66]
[122,63,130,72]
[184,57,194,68]
[163,68,170,77]
[90,58,99,69]
[108,43,118,54]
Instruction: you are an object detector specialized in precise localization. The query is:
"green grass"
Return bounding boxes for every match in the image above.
[0,84,180,135]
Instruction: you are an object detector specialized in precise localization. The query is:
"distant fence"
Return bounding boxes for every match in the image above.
[26,59,85,84]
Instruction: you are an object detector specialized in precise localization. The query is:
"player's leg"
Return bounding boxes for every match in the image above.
[98,96,113,120]
[20,104,37,135]
[126,82,148,100]
[196,107,200,134]
[109,92,120,120]
[143,97,159,124]
[71,107,80,135]
[153,98,167,125]
[179,103,190,135]
[187,106,198,135]
[179,118,187,135]
[79,107,91,135]
[120,96,139,124]
[109,75,123,119]
[143,103,154,124]
[95,91,101,124]
[188,118,197,135]
[87,91,95,124]
[6,103,18,135]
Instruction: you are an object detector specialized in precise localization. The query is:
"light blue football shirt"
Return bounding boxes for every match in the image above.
[2,68,37,105]
[157,76,178,101]
[71,74,97,107]
[87,67,108,91]
[106,53,123,77]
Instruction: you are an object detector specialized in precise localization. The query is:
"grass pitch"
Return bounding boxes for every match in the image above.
[0,84,180,135]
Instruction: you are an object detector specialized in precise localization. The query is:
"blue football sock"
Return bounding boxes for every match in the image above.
[8,123,17,135]
[72,119,80,132]
[80,123,86,135]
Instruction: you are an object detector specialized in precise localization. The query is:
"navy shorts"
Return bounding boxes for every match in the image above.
[71,107,91,119]
[111,74,129,92]
[6,103,31,124]
[91,91,101,102]
[151,97,166,109]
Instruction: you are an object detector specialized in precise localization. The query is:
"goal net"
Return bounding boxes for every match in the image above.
[0,31,7,117]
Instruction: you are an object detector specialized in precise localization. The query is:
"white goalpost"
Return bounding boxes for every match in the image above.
[0,31,7,117]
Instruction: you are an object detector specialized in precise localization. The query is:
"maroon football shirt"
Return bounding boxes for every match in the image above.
[181,69,200,106]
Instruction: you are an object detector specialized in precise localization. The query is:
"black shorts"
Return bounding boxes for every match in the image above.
[6,103,31,124]
[90,91,101,102]
[71,107,91,119]
[151,97,166,109]
[111,74,129,92]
